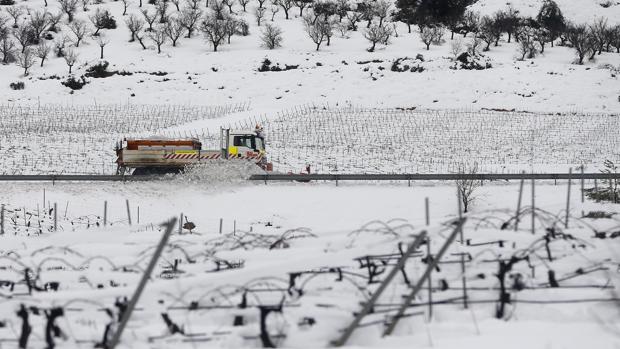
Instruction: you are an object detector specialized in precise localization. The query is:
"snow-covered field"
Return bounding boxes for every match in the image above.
[1,0,620,347]
[0,0,619,112]
[0,179,619,348]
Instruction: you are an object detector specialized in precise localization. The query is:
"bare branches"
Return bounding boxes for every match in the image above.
[68,19,90,47]
[363,23,391,52]
[149,24,167,53]
[200,13,227,51]
[254,6,266,27]
[456,163,481,214]
[260,23,282,49]
[125,14,145,42]
[63,48,78,73]
[179,6,202,38]
[35,40,51,66]
[59,0,79,22]
[16,46,36,75]
[164,17,185,46]
[95,33,109,58]
[419,25,444,50]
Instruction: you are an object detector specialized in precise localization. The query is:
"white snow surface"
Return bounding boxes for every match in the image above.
[0,181,619,348]
[0,0,618,112]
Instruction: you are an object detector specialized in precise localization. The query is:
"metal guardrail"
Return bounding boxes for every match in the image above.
[0,173,617,182]
[249,173,620,181]
[0,175,154,182]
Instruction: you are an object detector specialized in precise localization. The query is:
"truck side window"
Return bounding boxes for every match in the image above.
[233,136,256,149]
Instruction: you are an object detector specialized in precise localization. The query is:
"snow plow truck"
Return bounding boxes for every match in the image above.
[116,128,273,175]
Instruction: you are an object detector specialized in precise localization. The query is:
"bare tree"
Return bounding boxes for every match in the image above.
[180,6,202,38]
[450,37,464,60]
[81,0,90,12]
[210,0,226,18]
[274,0,293,19]
[59,0,79,22]
[0,37,16,64]
[149,24,167,53]
[6,6,24,28]
[155,0,169,23]
[12,24,34,53]
[95,33,109,58]
[223,16,237,43]
[363,23,391,52]
[16,46,36,75]
[141,8,158,31]
[221,0,235,14]
[589,17,609,56]
[35,40,51,66]
[256,0,268,9]
[456,163,481,213]
[164,17,185,46]
[479,16,500,51]
[269,4,279,21]
[69,19,90,46]
[90,8,108,36]
[419,25,443,50]
[254,6,266,26]
[27,10,50,44]
[294,0,312,17]
[47,11,63,32]
[460,9,480,38]
[303,14,328,51]
[374,0,390,27]
[63,48,78,73]
[125,14,144,41]
[121,0,131,16]
[170,0,181,11]
[54,34,69,56]
[186,0,200,10]
[260,22,282,49]
[516,25,538,60]
[346,10,363,31]
[200,13,227,51]
[566,22,594,64]
[238,0,250,12]
[135,27,148,49]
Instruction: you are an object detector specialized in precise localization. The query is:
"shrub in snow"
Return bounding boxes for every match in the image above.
[390,57,425,72]
[9,81,24,90]
[257,58,298,71]
[61,75,89,90]
[451,52,492,70]
[84,61,115,78]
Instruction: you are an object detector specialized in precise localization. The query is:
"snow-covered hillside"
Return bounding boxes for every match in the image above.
[0,0,618,112]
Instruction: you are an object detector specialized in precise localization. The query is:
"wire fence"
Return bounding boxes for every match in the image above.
[0,103,250,175]
[199,105,620,174]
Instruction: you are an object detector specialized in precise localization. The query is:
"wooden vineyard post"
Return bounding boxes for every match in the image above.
[565,168,572,229]
[531,178,535,235]
[108,217,177,349]
[54,202,57,231]
[515,173,525,231]
[425,197,429,226]
[332,231,428,347]
[382,219,467,337]
[126,199,132,225]
[104,201,107,226]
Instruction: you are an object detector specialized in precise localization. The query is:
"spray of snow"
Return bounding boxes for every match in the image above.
[167,160,266,185]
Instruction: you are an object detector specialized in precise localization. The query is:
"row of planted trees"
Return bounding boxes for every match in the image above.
[1,0,619,78]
